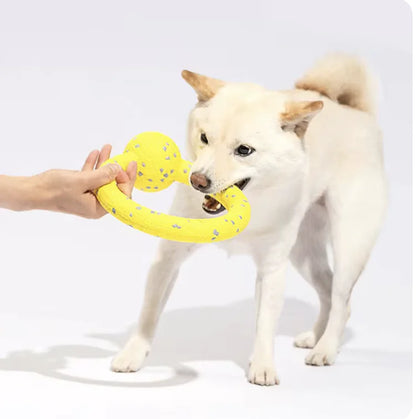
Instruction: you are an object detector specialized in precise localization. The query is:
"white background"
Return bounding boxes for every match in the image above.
[0,0,412,418]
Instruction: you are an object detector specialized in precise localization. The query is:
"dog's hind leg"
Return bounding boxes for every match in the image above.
[305,170,387,366]
[290,200,333,349]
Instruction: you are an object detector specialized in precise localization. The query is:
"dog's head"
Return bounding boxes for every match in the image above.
[182,70,323,214]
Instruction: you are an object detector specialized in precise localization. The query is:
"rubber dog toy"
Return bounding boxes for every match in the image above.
[96,132,251,243]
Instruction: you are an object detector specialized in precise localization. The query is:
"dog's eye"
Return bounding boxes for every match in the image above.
[235,144,255,156]
[200,133,208,144]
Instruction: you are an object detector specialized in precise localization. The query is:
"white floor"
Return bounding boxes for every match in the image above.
[0,208,412,418]
[0,301,411,419]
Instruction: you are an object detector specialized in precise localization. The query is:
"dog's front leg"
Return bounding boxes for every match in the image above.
[111,239,199,372]
[248,258,287,386]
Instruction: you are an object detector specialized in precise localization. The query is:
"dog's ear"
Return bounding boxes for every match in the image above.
[181,70,225,102]
[280,101,323,138]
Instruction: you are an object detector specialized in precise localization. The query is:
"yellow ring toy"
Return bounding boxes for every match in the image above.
[96,132,251,243]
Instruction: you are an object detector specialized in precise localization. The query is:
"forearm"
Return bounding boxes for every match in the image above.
[0,174,52,211]
[0,149,134,217]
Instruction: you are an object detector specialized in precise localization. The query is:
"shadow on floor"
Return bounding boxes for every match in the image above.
[0,297,353,388]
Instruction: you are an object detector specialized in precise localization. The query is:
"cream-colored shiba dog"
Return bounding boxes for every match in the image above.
[112,54,387,385]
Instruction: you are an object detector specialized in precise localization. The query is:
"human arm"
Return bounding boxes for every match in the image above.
[0,145,137,218]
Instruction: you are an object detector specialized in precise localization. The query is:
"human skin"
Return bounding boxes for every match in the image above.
[0,144,137,219]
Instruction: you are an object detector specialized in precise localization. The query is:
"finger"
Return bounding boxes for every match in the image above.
[126,160,138,183]
[116,161,137,197]
[115,170,129,184]
[82,163,121,190]
[96,144,112,169]
[115,161,137,184]
[82,150,99,171]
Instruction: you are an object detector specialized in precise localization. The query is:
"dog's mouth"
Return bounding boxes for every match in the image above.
[202,178,250,215]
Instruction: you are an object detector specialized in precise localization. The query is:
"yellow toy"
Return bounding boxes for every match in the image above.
[96,132,251,243]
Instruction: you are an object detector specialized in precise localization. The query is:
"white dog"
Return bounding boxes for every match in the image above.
[111,54,387,385]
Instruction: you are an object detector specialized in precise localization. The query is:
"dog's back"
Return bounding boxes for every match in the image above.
[289,54,384,203]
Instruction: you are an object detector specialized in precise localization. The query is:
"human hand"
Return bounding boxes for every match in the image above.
[33,145,137,218]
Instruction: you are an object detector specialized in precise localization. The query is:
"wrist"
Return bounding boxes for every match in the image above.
[28,171,60,211]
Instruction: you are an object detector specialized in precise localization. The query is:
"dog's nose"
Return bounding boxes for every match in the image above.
[190,172,211,191]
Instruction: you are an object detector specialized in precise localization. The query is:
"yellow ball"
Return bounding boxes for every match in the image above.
[124,132,182,192]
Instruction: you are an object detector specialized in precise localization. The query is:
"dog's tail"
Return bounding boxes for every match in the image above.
[295,53,377,115]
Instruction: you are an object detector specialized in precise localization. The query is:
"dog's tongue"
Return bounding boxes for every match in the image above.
[202,195,226,214]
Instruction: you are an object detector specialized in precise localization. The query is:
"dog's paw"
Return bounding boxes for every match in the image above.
[248,359,279,386]
[294,330,317,349]
[305,343,337,366]
[111,336,150,373]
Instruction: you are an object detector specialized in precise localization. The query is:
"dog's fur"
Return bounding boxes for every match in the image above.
[111,54,387,385]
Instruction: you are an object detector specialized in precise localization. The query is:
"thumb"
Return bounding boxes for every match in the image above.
[83,163,121,190]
